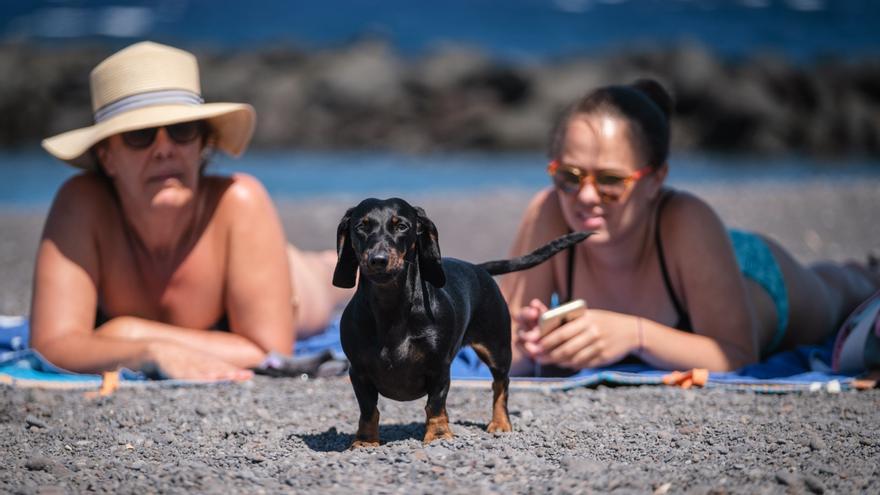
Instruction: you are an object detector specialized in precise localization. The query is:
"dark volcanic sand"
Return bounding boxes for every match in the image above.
[2,378,878,494]
[1,178,879,494]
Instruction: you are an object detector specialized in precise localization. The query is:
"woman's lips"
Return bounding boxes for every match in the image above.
[577,212,605,229]
[148,172,183,183]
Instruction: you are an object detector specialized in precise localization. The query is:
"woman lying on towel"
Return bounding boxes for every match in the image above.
[502,79,880,375]
[31,42,348,381]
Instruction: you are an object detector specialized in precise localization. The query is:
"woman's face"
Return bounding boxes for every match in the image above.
[96,124,205,211]
[554,114,664,244]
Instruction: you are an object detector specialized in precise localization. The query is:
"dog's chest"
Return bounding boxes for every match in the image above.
[378,334,423,364]
[366,333,439,400]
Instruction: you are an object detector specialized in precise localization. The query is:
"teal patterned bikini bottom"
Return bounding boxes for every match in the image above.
[729,229,789,356]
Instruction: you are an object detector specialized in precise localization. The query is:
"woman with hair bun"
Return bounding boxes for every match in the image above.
[502,79,879,374]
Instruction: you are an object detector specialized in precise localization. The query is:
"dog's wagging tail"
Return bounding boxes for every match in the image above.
[478,231,591,276]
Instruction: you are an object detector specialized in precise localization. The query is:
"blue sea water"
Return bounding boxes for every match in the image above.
[1,0,878,62]
[1,149,878,208]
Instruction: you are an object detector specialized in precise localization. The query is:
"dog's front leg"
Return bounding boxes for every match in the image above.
[350,372,380,448]
[423,373,453,443]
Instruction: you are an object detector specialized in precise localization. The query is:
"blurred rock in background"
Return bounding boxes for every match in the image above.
[2,39,879,157]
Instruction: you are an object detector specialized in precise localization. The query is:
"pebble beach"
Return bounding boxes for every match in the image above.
[1,175,879,494]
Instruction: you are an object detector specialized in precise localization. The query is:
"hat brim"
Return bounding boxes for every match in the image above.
[42,102,256,169]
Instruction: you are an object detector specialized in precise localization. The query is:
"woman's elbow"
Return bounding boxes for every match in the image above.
[717,344,758,372]
[30,335,54,357]
[245,330,292,361]
[30,332,79,369]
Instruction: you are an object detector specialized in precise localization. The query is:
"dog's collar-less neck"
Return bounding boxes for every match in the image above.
[362,277,403,307]
[362,260,429,327]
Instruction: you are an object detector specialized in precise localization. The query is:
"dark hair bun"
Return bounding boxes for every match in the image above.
[631,79,673,119]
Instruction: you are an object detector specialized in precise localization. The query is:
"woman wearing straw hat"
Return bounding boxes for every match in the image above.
[32,41,345,380]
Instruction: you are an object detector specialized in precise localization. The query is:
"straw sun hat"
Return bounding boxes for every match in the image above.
[42,41,256,169]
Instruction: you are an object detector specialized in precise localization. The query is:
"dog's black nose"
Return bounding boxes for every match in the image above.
[368,253,389,269]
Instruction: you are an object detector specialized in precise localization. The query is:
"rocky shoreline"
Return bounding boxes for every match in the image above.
[2,40,879,157]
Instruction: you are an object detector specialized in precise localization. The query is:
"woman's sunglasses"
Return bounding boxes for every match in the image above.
[547,160,651,203]
[120,121,206,149]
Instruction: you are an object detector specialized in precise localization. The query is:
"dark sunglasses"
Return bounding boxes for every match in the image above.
[547,160,651,203]
[120,121,206,149]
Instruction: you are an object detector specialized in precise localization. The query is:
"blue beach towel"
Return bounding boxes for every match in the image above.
[0,316,233,389]
[451,335,856,393]
[0,316,864,392]
[0,316,353,390]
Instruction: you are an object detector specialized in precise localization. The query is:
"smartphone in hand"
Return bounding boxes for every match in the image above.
[538,299,586,336]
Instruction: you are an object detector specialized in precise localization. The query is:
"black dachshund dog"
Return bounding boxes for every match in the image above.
[333,198,590,446]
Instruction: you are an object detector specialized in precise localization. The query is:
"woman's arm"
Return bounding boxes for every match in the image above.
[30,175,253,380]
[649,191,757,369]
[94,316,267,368]
[500,188,569,374]
[527,308,753,371]
[222,174,295,356]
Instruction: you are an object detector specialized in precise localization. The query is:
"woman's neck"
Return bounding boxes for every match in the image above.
[117,188,202,262]
[580,200,658,274]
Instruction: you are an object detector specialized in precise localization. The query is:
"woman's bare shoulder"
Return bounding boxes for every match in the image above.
[508,187,570,256]
[208,173,272,206]
[523,188,568,230]
[661,189,725,234]
[524,187,558,214]
[56,172,113,199]
[204,173,280,231]
[660,189,731,261]
[662,188,713,211]
[47,173,116,223]
[38,174,119,270]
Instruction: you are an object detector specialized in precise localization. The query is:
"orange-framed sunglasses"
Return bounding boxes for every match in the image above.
[547,160,652,203]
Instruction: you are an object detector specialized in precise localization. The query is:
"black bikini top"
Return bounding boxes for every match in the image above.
[564,190,693,332]
[94,308,231,332]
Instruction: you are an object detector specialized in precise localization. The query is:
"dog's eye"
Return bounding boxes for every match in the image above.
[356,220,372,233]
[396,223,409,232]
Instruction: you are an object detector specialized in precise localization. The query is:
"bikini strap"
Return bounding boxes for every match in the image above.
[566,242,575,303]
[656,190,691,327]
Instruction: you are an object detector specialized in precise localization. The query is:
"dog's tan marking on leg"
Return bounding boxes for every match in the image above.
[423,406,453,443]
[470,343,495,369]
[487,377,512,433]
[471,343,511,433]
[351,408,381,448]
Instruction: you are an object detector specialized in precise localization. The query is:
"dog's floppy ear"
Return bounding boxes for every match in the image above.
[332,208,358,288]
[415,206,446,288]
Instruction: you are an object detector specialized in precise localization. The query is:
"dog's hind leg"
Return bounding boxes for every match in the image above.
[487,374,512,433]
[470,343,513,434]
[350,373,381,448]
[423,374,454,443]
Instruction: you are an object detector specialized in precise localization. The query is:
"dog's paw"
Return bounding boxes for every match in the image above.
[423,428,454,444]
[423,432,453,444]
[487,419,512,434]
[350,439,380,449]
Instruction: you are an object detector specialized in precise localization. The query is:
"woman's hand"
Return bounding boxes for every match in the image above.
[145,341,253,382]
[515,299,640,370]
[513,298,548,365]
[96,318,253,381]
